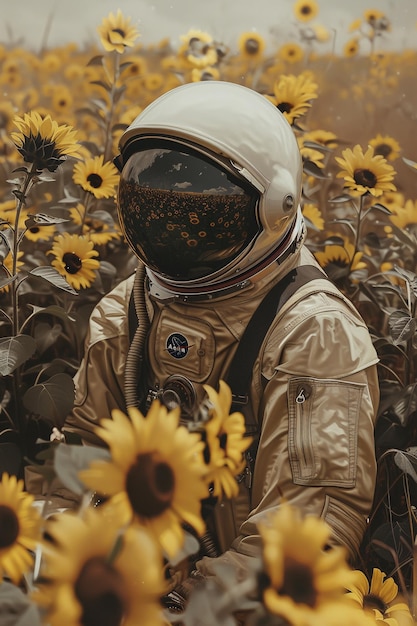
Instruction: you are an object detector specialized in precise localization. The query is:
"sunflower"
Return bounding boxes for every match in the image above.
[0,473,42,584]
[0,101,16,132]
[48,233,100,290]
[179,29,218,68]
[302,202,324,230]
[368,134,401,162]
[33,507,166,626]
[344,38,360,57]
[10,111,81,172]
[24,221,56,242]
[258,503,355,625]
[237,31,266,60]
[267,72,318,125]
[73,155,119,199]
[345,568,414,626]
[78,400,208,558]
[303,129,338,150]
[0,251,24,292]
[293,0,319,22]
[386,198,417,231]
[203,381,252,500]
[335,145,397,198]
[191,66,221,82]
[278,43,304,64]
[314,240,367,281]
[69,204,121,245]
[97,9,140,54]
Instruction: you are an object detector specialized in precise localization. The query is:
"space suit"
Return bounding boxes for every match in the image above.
[63,81,379,582]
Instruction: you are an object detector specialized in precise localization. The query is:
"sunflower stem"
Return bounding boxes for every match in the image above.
[102,50,121,163]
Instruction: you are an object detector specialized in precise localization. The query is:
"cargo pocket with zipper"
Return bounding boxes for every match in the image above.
[287,377,365,487]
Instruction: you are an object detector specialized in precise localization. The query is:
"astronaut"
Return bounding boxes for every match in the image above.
[63,81,379,584]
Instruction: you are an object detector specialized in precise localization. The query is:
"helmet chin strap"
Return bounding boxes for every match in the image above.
[146,209,306,303]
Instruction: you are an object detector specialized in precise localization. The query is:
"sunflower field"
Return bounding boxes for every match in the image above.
[1,2,417,625]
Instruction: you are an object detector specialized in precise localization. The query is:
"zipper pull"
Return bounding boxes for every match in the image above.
[295,384,311,404]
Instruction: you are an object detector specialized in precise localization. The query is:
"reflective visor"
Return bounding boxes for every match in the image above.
[117,141,260,281]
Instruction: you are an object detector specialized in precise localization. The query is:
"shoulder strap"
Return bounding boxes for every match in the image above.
[227,264,327,412]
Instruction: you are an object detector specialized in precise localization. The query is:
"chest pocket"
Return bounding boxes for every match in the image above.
[153,309,216,382]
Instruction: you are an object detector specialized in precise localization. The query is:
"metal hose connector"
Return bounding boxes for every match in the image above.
[124,262,149,409]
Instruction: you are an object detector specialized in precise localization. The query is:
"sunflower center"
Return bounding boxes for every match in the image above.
[126,452,175,518]
[277,102,293,114]
[278,556,317,606]
[375,143,391,159]
[0,505,19,549]
[353,168,377,188]
[75,556,127,626]
[112,28,126,38]
[63,252,82,274]
[363,593,387,614]
[87,173,104,189]
[301,6,312,15]
[245,38,260,55]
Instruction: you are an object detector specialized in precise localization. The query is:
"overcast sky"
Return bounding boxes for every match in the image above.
[2,0,416,54]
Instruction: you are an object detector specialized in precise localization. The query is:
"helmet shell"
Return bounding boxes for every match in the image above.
[117,81,303,293]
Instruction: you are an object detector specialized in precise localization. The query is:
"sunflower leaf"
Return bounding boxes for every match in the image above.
[23,373,75,426]
[302,160,327,179]
[0,335,37,376]
[388,311,415,345]
[86,54,104,67]
[29,267,78,295]
[328,194,353,203]
[53,443,111,495]
[25,213,69,227]
[394,448,417,482]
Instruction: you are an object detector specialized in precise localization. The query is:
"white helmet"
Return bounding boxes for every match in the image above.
[115,81,304,298]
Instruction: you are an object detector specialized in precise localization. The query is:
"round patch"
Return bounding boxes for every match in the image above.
[166,333,189,359]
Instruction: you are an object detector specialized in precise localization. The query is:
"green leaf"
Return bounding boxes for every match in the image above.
[29,266,78,295]
[53,443,111,495]
[0,335,37,375]
[23,373,75,427]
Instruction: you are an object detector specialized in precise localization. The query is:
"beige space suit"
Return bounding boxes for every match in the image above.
[63,81,379,585]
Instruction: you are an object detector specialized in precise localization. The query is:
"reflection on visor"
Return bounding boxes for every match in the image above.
[118,145,259,281]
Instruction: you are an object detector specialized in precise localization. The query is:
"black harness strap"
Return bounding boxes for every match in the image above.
[227,264,327,413]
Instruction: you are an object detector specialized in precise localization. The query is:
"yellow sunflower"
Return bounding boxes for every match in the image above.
[344,38,360,58]
[335,145,397,198]
[293,0,319,22]
[303,129,338,150]
[0,101,16,132]
[78,400,208,558]
[386,198,417,230]
[278,42,304,64]
[0,251,24,292]
[97,9,140,54]
[0,473,42,584]
[237,31,266,60]
[69,204,121,245]
[73,155,119,199]
[33,507,166,626]
[203,380,252,500]
[258,503,355,625]
[179,29,218,68]
[368,134,401,162]
[10,111,81,172]
[302,202,324,230]
[267,72,318,125]
[345,568,414,626]
[314,240,367,280]
[48,233,100,290]
[191,66,221,82]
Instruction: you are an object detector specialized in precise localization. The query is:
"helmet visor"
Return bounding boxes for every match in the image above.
[117,141,260,281]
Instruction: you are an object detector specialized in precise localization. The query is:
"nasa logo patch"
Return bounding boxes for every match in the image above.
[166,333,189,359]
